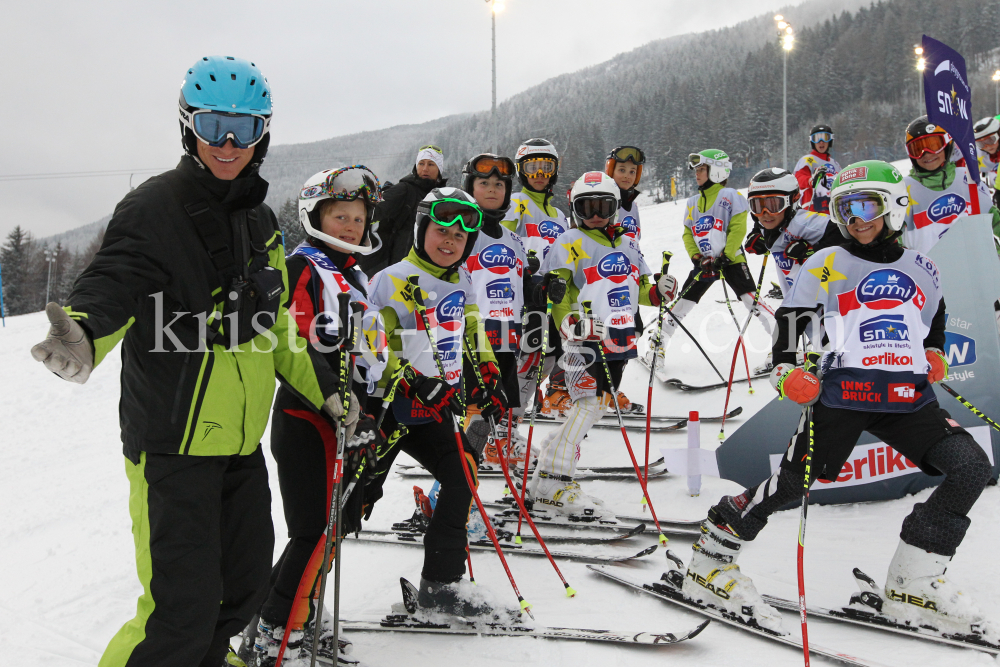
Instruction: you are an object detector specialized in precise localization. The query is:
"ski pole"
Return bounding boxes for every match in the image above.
[407,275,533,618]
[463,343,577,597]
[720,276,754,392]
[309,293,359,667]
[939,382,1000,432]
[796,347,818,667]
[719,255,769,440]
[518,297,553,542]
[648,269,728,383]
[644,251,673,500]
[581,301,668,546]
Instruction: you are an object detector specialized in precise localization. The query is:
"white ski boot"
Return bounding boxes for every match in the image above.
[752,352,774,376]
[644,343,669,382]
[529,471,613,518]
[679,518,786,634]
[878,540,997,638]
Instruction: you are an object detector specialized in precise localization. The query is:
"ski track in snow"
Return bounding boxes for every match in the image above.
[4,181,1000,666]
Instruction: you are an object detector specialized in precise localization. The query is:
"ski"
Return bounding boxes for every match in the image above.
[760,567,1000,656]
[588,564,892,667]
[663,373,769,392]
[347,531,658,564]
[591,418,687,432]
[484,499,702,537]
[535,407,741,424]
[395,458,670,480]
[340,578,709,647]
[386,520,647,545]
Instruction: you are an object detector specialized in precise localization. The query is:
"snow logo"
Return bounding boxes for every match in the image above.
[838,269,924,315]
[596,251,632,284]
[619,215,639,237]
[607,286,631,308]
[437,336,461,363]
[478,243,518,274]
[859,313,910,343]
[486,277,514,301]
[944,331,976,367]
[913,193,967,229]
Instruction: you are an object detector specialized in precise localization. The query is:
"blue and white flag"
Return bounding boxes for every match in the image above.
[922,34,980,185]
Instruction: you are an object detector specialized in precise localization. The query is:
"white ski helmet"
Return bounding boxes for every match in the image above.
[688,149,732,184]
[298,166,383,254]
[515,138,560,190]
[413,187,483,267]
[569,171,620,227]
[974,116,1000,141]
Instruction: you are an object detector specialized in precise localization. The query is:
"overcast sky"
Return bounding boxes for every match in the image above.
[0,0,802,240]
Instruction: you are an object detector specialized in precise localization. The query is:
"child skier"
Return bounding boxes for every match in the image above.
[246,166,390,667]
[368,187,512,616]
[902,116,999,256]
[646,149,774,376]
[742,167,841,297]
[460,153,565,467]
[605,145,646,241]
[793,124,841,214]
[673,161,995,639]
[974,116,1000,200]
[500,138,577,420]
[531,171,676,516]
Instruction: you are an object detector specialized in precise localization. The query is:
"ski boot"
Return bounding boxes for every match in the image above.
[224,644,247,666]
[416,577,521,621]
[614,390,643,415]
[676,506,785,633]
[483,413,527,468]
[877,539,997,638]
[753,352,774,376]
[541,385,573,418]
[251,616,301,667]
[529,471,613,518]
[391,486,433,533]
[300,616,357,665]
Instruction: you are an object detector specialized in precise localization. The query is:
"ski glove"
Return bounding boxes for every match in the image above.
[526,250,541,275]
[560,313,605,343]
[785,239,816,264]
[744,228,769,255]
[471,361,510,422]
[769,362,820,405]
[654,273,678,302]
[398,365,463,422]
[542,272,568,304]
[925,347,948,384]
[699,254,727,274]
[323,391,361,440]
[31,302,94,384]
[345,413,383,482]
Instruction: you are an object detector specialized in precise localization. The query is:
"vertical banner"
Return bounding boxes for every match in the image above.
[921,35,980,185]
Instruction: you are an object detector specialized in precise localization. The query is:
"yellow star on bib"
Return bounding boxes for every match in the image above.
[389,274,416,313]
[515,198,532,217]
[807,252,846,294]
[561,238,590,271]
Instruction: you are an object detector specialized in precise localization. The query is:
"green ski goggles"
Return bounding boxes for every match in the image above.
[426,198,484,232]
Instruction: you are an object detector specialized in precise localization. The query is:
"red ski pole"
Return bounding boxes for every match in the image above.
[408,276,533,618]
[517,297,553,541]
[582,301,668,547]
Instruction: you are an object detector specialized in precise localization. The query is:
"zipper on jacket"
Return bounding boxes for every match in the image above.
[170,352,192,424]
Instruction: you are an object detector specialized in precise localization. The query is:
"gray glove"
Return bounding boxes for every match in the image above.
[323,391,361,441]
[30,302,94,384]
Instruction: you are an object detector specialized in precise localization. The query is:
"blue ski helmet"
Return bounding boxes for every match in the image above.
[178,56,273,172]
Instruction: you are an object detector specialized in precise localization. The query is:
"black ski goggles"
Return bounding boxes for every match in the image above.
[573,195,617,220]
[748,194,793,216]
[191,110,268,148]
[610,146,645,164]
[426,199,484,232]
[469,155,515,179]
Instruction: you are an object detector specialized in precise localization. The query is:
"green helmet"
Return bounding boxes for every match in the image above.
[688,149,732,184]
[828,160,909,239]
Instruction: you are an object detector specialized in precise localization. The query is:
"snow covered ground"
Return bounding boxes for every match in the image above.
[3,186,1000,666]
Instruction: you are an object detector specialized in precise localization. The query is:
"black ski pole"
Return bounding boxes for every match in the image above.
[407,275,533,618]
[310,293,360,667]
[644,251,673,493]
[939,382,1000,432]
